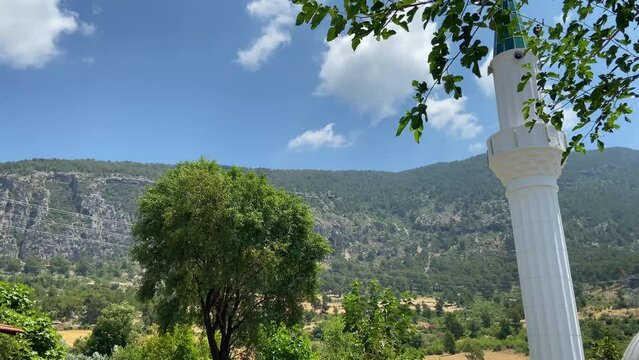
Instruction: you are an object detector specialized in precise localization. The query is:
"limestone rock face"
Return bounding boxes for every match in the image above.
[0,171,144,260]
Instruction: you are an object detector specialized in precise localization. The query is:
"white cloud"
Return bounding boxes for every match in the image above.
[317,22,438,122]
[237,0,297,71]
[0,0,95,69]
[476,50,494,97]
[79,22,96,36]
[562,107,579,131]
[426,97,483,139]
[316,19,484,139]
[553,11,575,24]
[468,142,486,153]
[287,123,351,151]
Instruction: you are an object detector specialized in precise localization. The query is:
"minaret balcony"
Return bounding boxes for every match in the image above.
[487,123,567,186]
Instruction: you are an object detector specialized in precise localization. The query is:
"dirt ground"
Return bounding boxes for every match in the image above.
[413,296,461,312]
[424,350,528,359]
[58,329,91,347]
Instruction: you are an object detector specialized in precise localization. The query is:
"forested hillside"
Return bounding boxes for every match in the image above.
[0,148,637,295]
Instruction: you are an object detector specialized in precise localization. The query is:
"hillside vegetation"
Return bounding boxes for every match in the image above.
[0,148,637,296]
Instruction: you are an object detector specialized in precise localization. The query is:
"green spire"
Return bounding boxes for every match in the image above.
[494,0,527,55]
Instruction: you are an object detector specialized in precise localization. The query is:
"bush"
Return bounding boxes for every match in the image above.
[256,322,318,360]
[0,281,66,359]
[456,334,528,355]
[423,339,445,355]
[83,303,139,356]
[318,317,361,360]
[464,341,484,360]
[109,326,209,360]
[1,256,23,273]
[0,333,28,359]
[23,257,43,275]
[443,331,456,354]
[50,256,72,275]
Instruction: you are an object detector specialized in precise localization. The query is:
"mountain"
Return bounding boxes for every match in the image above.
[0,148,637,295]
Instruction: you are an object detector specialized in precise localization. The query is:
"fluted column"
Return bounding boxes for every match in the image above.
[488,123,585,360]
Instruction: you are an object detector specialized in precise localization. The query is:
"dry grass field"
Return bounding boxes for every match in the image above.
[590,307,639,318]
[413,296,461,312]
[58,329,91,347]
[424,350,528,359]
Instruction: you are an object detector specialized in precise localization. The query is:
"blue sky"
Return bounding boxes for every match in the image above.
[0,0,636,171]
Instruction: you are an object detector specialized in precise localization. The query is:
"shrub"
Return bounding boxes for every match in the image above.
[83,303,139,356]
[256,322,318,360]
[443,331,456,354]
[0,281,66,359]
[109,326,209,360]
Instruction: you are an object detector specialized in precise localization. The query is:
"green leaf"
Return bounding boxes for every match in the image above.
[381,29,396,40]
[370,0,384,12]
[352,36,361,50]
[597,139,605,152]
[517,72,532,92]
[327,27,338,41]
[296,12,307,26]
[413,128,422,143]
[310,7,329,29]
[396,113,410,136]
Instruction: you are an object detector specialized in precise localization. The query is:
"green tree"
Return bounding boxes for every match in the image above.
[443,331,456,354]
[0,281,66,360]
[318,317,361,360]
[23,257,43,275]
[293,0,638,159]
[504,297,524,331]
[1,256,22,273]
[82,295,109,325]
[342,280,420,359]
[131,160,331,360]
[480,311,492,328]
[49,256,71,275]
[256,322,318,360]
[435,298,445,316]
[468,318,481,338]
[84,303,139,356]
[422,303,433,319]
[589,336,622,360]
[496,318,512,340]
[75,258,91,277]
[444,313,464,340]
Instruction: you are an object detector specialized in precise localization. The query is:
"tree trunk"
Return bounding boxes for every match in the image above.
[220,333,231,360]
[203,311,220,360]
[203,296,234,360]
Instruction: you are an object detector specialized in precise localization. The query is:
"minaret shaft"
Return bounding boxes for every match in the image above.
[491,52,540,129]
[487,17,586,358]
[508,179,584,359]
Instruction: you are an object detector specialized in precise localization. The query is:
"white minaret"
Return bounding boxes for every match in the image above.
[486,1,585,359]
